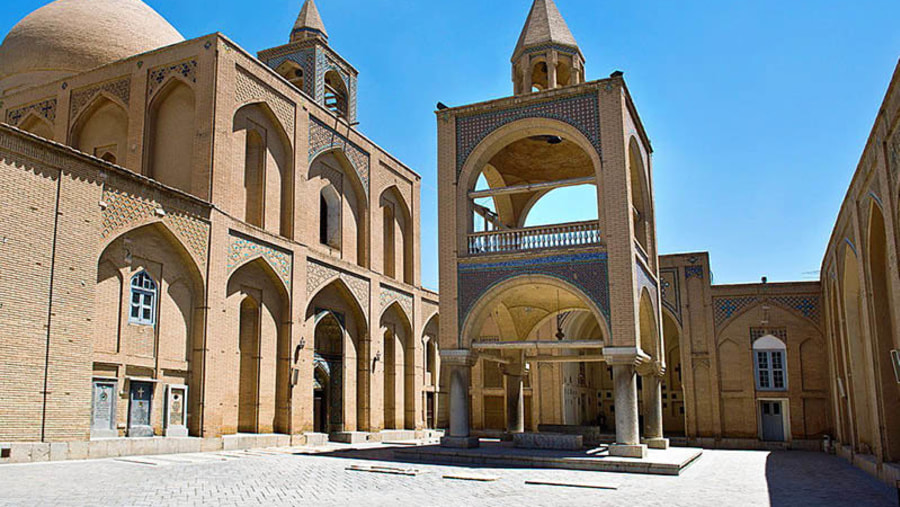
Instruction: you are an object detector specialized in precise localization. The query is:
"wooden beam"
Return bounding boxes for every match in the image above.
[471,340,604,351]
[469,177,595,199]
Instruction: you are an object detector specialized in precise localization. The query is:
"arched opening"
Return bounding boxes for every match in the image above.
[233,103,294,238]
[320,184,341,250]
[324,71,348,118]
[381,302,414,430]
[466,128,601,256]
[71,96,128,167]
[531,60,549,92]
[147,80,196,194]
[238,295,261,433]
[95,223,204,437]
[308,151,367,268]
[314,311,344,434]
[829,282,852,444]
[464,275,609,436]
[227,259,291,435]
[306,279,368,432]
[841,244,875,453]
[423,313,440,429]
[556,56,573,87]
[19,115,54,140]
[629,137,651,255]
[275,60,305,91]
[662,312,685,435]
[380,186,413,284]
[638,290,660,361]
[866,204,900,460]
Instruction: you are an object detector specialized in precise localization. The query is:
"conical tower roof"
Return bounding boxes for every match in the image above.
[512,0,580,59]
[292,0,328,41]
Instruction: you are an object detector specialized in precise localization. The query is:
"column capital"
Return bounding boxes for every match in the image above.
[603,347,651,367]
[440,349,478,367]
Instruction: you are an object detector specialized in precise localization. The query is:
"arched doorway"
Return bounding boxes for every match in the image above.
[314,311,344,434]
[841,244,875,453]
[381,302,414,430]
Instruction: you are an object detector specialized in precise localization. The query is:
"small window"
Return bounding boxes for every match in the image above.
[129,271,157,326]
[755,350,787,391]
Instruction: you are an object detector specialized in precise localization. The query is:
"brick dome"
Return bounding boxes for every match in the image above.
[0,0,184,94]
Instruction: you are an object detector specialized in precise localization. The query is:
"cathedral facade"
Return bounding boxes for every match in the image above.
[0,0,440,448]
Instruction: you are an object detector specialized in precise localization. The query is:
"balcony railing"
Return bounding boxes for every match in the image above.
[467,220,601,255]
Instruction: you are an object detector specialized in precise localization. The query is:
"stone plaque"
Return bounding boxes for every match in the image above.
[91,380,118,439]
[165,384,189,437]
[128,381,154,437]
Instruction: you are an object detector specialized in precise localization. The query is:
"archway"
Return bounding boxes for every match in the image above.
[227,258,291,435]
[662,311,685,435]
[147,79,196,194]
[324,70,348,118]
[305,279,368,432]
[308,150,367,268]
[628,137,652,255]
[95,222,205,437]
[314,311,344,434]
[71,96,128,165]
[381,302,414,430]
[380,186,413,284]
[841,244,875,453]
[866,204,900,460]
[19,114,53,140]
[829,281,852,444]
[423,313,440,429]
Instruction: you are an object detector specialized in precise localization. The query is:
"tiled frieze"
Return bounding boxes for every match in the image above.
[6,98,57,126]
[714,293,821,328]
[148,59,198,98]
[713,296,759,328]
[70,77,131,120]
[309,116,369,192]
[380,284,414,321]
[306,259,370,316]
[227,232,292,289]
[455,92,601,176]
[101,183,210,270]
[457,251,610,330]
[265,48,316,97]
[685,265,704,280]
[770,295,821,323]
[235,65,296,138]
[659,267,681,320]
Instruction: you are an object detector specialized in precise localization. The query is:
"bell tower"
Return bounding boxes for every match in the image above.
[512,0,586,95]
[258,0,359,123]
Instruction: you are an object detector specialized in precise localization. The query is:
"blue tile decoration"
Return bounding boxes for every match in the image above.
[309,116,370,192]
[455,93,601,177]
[148,59,198,98]
[659,267,680,321]
[379,284,414,322]
[227,232,292,290]
[771,295,821,322]
[713,296,759,328]
[457,251,610,332]
[70,77,131,121]
[685,265,703,280]
[266,48,316,97]
[6,98,57,126]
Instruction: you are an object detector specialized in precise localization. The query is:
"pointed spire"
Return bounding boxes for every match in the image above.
[513,0,579,60]
[291,0,328,42]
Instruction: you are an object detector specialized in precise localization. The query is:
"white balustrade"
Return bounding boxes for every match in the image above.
[467,221,601,255]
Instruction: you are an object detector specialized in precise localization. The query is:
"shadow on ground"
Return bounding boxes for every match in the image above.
[765,451,896,507]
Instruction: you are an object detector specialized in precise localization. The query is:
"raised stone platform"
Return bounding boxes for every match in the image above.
[330,432,373,444]
[380,430,417,443]
[513,432,582,450]
[397,440,703,476]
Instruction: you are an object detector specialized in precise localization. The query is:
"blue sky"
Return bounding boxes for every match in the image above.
[4,1,898,290]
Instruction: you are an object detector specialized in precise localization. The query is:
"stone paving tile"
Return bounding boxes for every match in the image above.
[0,447,894,507]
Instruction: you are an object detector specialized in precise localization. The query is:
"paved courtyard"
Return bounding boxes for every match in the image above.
[0,444,894,507]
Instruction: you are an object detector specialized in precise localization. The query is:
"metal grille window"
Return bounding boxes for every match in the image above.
[755,350,786,391]
[129,271,157,326]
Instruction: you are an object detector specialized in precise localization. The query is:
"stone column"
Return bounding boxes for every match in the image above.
[440,350,479,448]
[548,51,559,89]
[504,357,526,435]
[641,373,669,449]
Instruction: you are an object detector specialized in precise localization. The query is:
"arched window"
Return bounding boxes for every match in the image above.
[244,128,265,227]
[320,184,341,249]
[324,71,348,118]
[275,61,305,91]
[753,335,787,391]
[129,271,157,326]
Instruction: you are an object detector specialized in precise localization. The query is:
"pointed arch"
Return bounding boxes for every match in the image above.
[380,185,413,284]
[18,113,53,140]
[305,276,368,324]
[309,149,368,267]
[147,78,196,194]
[628,136,652,254]
[228,254,291,302]
[381,299,415,430]
[70,94,129,165]
[639,287,661,362]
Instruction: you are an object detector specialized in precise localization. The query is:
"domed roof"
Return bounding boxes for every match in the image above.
[0,0,184,93]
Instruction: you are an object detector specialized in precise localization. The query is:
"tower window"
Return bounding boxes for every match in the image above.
[129,271,157,326]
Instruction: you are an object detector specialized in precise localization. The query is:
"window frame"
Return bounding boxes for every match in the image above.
[754,349,787,391]
[129,270,158,326]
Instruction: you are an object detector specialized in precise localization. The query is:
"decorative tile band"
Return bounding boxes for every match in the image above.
[6,98,57,126]
[659,267,681,320]
[455,92,601,177]
[685,265,704,279]
[306,259,370,317]
[70,77,131,120]
[235,66,296,138]
[148,59,198,98]
[227,233,292,289]
[714,294,821,328]
[266,48,316,97]
[309,116,369,192]
[380,284,414,322]
[770,295,821,323]
[458,251,610,331]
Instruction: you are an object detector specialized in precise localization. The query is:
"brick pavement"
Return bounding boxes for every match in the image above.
[0,445,894,507]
